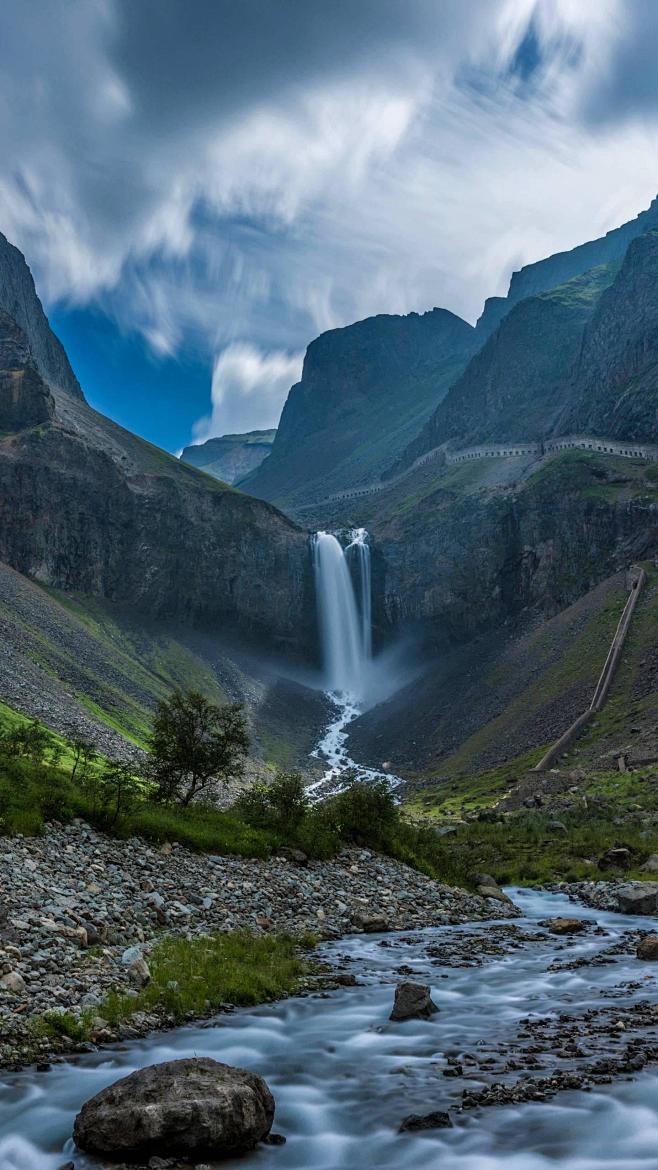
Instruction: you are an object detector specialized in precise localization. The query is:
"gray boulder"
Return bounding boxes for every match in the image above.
[546,917,587,935]
[390,981,439,1021]
[637,934,658,960]
[73,1058,275,1159]
[617,883,658,915]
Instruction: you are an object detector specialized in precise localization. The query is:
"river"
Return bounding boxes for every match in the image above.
[3,887,658,1168]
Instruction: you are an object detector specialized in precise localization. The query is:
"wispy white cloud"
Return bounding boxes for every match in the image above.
[0,0,656,441]
[193,344,303,440]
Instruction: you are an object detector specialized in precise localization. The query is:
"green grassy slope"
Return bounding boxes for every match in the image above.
[0,560,327,773]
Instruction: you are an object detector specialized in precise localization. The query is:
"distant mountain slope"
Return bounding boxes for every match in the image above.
[0,234,312,651]
[397,262,618,463]
[476,195,658,339]
[181,429,275,485]
[243,308,475,507]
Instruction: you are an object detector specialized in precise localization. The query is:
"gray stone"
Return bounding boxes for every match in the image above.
[618,883,658,915]
[73,1057,275,1158]
[390,981,439,1021]
[637,934,658,960]
[128,957,151,988]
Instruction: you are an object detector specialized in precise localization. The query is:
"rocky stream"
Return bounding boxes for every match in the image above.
[4,887,658,1167]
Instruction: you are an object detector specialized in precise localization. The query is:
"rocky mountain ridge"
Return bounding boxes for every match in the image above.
[244,307,475,507]
[0,237,313,652]
[181,429,275,485]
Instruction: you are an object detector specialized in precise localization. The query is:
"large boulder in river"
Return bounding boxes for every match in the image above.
[546,917,587,935]
[73,1058,275,1160]
[390,981,439,1021]
[617,883,658,915]
[637,934,658,960]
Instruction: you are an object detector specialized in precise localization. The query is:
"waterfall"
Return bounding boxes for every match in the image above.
[346,527,372,661]
[312,531,369,701]
[311,528,402,796]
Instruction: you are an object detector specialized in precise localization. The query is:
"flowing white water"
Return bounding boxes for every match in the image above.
[346,527,372,662]
[310,530,401,796]
[5,889,658,1169]
[312,531,367,702]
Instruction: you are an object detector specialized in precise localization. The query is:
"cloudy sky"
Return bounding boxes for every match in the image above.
[2,0,658,451]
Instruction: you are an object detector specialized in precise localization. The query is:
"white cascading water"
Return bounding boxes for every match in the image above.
[347,527,372,661]
[311,531,367,700]
[310,528,401,797]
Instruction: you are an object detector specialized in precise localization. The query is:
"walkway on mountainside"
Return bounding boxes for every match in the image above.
[531,564,647,773]
[296,434,658,512]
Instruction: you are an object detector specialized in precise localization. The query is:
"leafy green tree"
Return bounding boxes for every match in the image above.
[1,718,53,765]
[70,736,97,783]
[147,690,249,806]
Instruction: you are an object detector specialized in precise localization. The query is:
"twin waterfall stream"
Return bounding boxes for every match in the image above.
[309,529,400,797]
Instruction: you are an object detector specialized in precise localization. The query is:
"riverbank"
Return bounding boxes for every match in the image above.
[0,820,516,1070]
[5,887,658,1170]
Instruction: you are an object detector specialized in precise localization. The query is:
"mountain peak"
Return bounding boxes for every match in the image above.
[0,231,84,401]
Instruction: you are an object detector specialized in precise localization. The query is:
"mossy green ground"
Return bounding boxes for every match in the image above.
[32,931,310,1044]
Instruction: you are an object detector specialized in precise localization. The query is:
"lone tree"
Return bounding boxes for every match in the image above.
[147,689,249,806]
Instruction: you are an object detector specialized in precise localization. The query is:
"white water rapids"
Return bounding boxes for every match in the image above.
[309,530,401,797]
[5,888,658,1168]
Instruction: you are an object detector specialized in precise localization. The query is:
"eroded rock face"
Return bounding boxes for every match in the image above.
[0,311,54,431]
[73,1057,275,1159]
[390,981,439,1021]
[0,230,83,399]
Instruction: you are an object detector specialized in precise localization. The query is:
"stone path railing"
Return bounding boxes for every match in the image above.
[297,434,658,511]
[532,565,647,773]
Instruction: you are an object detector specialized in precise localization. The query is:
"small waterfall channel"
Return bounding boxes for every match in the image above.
[309,529,401,797]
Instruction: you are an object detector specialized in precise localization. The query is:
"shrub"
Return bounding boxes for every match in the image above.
[324,780,398,850]
[235,771,309,833]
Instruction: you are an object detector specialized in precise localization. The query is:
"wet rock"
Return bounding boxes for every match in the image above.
[399,1110,453,1132]
[637,935,658,960]
[73,1057,275,1159]
[618,883,658,915]
[546,918,587,935]
[477,886,515,906]
[390,981,439,1021]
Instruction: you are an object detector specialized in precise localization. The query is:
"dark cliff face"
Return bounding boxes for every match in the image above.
[0,245,313,653]
[244,308,475,507]
[0,232,83,400]
[566,232,658,441]
[397,264,616,466]
[375,454,658,650]
[181,430,276,485]
[0,311,55,430]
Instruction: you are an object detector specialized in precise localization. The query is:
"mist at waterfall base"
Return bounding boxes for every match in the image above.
[309,529,409,796]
